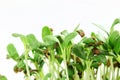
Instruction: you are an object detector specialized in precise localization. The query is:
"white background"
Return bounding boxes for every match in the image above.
[0,0,120,80]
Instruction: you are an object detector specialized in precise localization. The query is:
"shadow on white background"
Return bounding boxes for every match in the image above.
[0,0,120,80]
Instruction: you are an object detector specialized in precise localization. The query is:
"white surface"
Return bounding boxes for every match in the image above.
[0,0,120,80]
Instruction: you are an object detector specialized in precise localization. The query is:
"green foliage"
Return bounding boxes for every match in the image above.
[0,75,7,80]
[72,44,87,60]
[26,34,40,50]
[43,73,51,80]
[7,44,19,61]
[6,18,120,80]
[109,31,119,48]
[42,26,53,39]
[62,32,77,47]
[110,18,120,33]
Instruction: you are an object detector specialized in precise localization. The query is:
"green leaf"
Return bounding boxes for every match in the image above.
[63,32,77,47]
[92,55,107,65]
[34,52,40,61]
[116,55,120,63]
[26,34,40,49]
[12,33,24,37]
[102,42,110,50]
[43,35,59,46]
[56,35,64,43]
[114,36,120,54]
[12,33,27,47]
[13,60,26,73]
[68,65,74,79]
[7,44,19,61]
[73,63,86,72]
[42,26,52,39]
[39,42,47,48]
[91,55,107,68]
[33,52,44,69]
[83,38,95,44]
[32,48,43,55]
[91,32,96,37]
[110,18,120,33]
[43,73,51,80]
[61,30,69,36]
[100,50,114,56]
[55,55,63,63]
[72,44,87,60]
[91,61,100,69]
[17,60,25,70]
[109,31,119,48]
[0,75,7,80]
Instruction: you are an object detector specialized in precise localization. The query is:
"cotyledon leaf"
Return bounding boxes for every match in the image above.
[109,30,119,48]
[12,33,27,47]
[26,34,40,49]
[72,44,87,60]
[110,18,120,34]
[7,43,19,61]
[114,36,120,54]
[43,35,60,46]
[63,32,77,47]
[42,26,53,39]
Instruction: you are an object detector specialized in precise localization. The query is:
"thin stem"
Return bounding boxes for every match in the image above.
[63,50,69,80]
[59,44,69,80]
[48,48,56,80]
[107,56,114,80]
[63,49,69,80]
[116,68,120,80]
[24,49,31,80]
[103,65,106,80]
[84,60,93,80]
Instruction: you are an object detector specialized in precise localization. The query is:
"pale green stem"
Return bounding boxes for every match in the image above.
[116,68,120,80]
[59,44,69,80]
[108,56,114,80]
[63,51,69,80]
[84,60,94,80]
[24,49,31,80]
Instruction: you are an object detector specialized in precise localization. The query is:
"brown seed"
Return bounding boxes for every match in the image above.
[77,30,85,37]
[23,70,27,74]
[113,61,120,68]
[91,36,96,40]
[50,28,53,32]
[55,55,60,59]
[14,66,19,73]
[70,54,74,59]
[107,59,111,67]
[54,42,59,48]
[98,62,102,66]
[78,72,82,78]
[88,43,94,47]
[6,55,10,59]
[43,49,50,58]
[92,47,100,55]
[45,52,50,58]
[18,68,23,72]
[30,69,38,72]
[95,41,103,46]
[66,61,70,65]
[76,57,81,63]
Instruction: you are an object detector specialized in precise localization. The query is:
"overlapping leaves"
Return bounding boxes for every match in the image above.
[6,18,120,80]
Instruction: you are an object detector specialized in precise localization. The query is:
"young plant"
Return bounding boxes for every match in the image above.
[6,18,120,80]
